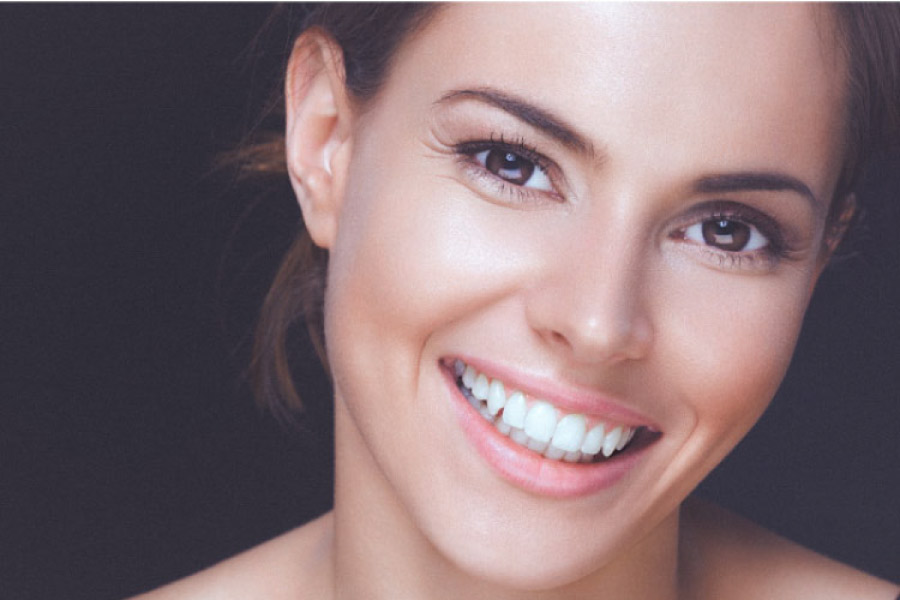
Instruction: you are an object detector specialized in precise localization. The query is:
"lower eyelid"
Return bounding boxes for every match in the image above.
[458,156,557,205]
[683,242,780,272]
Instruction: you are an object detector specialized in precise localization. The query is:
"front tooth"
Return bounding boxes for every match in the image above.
[616,426,633,451]
[462,365,477,388]
[473,374,490,401]
[501,392,527,428]
[487,379,506,415]
[550,414,587,452]
[581,424,606,455]
[523,401,557,443]
[602,426,623,457]
[496,420,511,435]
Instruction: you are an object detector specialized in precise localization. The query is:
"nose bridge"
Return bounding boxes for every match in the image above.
[526,208,653,365]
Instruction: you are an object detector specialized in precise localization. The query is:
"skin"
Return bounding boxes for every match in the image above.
[134,5,899,599]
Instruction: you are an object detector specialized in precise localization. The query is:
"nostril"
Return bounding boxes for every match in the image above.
[550,330,570,348]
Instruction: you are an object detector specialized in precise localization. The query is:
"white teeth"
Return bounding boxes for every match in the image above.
[564,451,582,463]
[527,438,549,453]
[616,427,633,451]
[510,428,528,445]
[544,446,566,460]
[523,401,557,443]
[550,414,587,452]
[462,365,477,389]
[581,424,606,455]
[501,392,527,429]
[602,426,623,458]
[456,361,643,463]
[454,359,465,377]
[473,374,490,401]
[487,379,506,416]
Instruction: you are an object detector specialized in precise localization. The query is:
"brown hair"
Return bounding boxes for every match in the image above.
[236,3,900,417]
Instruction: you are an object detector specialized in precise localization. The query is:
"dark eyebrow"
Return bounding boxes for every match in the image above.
[436,87,592,155]
[694,172,822,214]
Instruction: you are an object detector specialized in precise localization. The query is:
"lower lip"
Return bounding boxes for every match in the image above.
[442,364,652,498]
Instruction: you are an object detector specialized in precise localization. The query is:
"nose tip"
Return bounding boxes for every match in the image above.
[542,307,653,365]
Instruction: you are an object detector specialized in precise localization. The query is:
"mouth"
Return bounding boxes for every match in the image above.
[443,357,660,497]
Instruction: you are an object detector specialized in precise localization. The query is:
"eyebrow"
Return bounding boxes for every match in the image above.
[437,88,821,212]
[694,173,822,213]
[437,87,593,155]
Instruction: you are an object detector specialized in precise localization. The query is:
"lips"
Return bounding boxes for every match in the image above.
[455,359,640,463]
[442,357,661,497]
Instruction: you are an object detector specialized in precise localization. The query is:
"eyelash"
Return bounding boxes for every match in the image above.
[453,134,562,204]
[452,134,792,271]
[670,202,792,271]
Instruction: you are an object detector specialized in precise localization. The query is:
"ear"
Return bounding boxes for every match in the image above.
[813,192,857,279]
[284,30,354,249]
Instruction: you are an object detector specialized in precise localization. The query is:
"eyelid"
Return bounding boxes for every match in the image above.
[667,200,799,273]
[672,200,788,251]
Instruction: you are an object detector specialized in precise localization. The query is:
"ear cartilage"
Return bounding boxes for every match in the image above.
[323,141,336,176]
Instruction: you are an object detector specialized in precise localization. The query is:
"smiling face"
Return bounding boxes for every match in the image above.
[288,3,848,592]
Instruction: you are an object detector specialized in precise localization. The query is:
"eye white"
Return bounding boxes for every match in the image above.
[683,221,769,251]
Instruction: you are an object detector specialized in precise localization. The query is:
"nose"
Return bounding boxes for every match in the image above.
[524,240,654,366]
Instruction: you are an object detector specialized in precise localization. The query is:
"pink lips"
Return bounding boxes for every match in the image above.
[456,355,658,429]
[441,359,658,498]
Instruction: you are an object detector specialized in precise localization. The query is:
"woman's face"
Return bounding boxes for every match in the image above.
[311,3,846,589]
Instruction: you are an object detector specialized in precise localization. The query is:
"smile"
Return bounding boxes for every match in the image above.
[453,360,640,463]
[442,357,659,497]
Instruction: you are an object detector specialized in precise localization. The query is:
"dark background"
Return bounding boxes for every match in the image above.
[1,6,897,599]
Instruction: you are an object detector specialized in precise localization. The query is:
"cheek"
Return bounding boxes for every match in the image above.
[659,266,812,440]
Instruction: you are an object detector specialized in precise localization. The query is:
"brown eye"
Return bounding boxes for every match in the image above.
[702,219,749,251]
[684,218,768,252]
[484,149,534,185]
[474,148,552,190]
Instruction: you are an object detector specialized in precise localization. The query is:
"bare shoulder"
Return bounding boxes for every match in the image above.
[128,512,334,600]
[679,496,899,600]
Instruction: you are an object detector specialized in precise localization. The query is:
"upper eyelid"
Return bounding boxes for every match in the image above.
[455,136,554,170]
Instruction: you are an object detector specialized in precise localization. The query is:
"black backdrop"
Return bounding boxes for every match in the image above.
[1,6,898,599]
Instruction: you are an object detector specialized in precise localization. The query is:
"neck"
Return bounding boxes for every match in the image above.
[330,400,682,600]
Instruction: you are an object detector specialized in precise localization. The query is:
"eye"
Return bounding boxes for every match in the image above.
[474,148,553,191]
[683,218,769,252]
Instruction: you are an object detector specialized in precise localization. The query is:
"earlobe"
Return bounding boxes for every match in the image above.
[284,30,353,249]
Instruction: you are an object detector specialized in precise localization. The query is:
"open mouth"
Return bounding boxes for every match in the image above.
[451,359,656,465]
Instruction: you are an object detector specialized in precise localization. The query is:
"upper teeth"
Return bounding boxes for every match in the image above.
[455,360,637,462]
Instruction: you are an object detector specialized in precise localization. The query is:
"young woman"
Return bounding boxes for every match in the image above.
[137,4,900,598]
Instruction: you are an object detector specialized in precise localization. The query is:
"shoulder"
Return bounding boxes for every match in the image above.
[680,496,899,600]
[129,512,334,600]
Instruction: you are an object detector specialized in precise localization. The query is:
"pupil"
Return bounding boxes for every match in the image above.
[701,218,750,251]
[714,220,733,234]
[485,149,534,185]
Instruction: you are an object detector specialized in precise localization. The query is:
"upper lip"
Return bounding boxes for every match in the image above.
[449,355,660,430]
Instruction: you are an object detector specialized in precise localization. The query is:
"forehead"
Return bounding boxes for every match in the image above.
[382,3,847,198]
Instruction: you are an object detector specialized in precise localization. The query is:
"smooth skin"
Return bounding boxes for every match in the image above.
[136,5,898,599]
